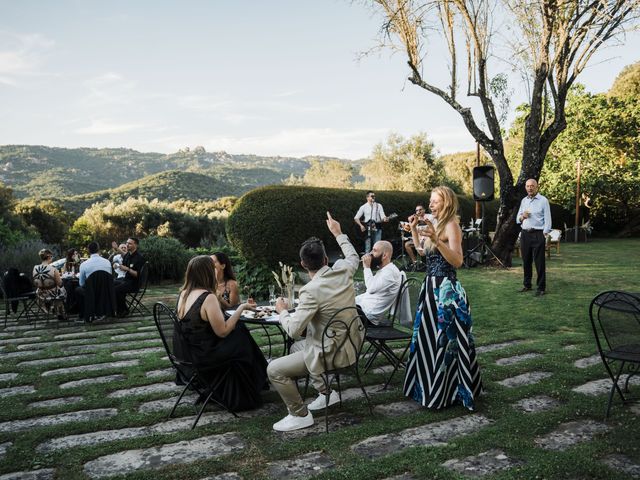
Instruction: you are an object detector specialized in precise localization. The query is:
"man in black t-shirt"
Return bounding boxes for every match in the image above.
[114,237,145,316]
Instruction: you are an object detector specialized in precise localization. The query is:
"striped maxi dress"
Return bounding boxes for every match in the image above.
[403,249,482,409]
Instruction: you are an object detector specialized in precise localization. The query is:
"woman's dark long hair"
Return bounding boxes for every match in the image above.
[65,249,77,263]
[212,251,236,281]
[178,255,217,318]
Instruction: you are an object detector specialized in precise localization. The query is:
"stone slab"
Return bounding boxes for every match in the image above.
[573,355,601,369]
[41,359,139,377]
[0,385,36,398]
[17,338,94,350]
[534,420,610,451]
[476,340,525,354]
[0,469,55,480]
[266,451,335,480]
[107,381,179,399]
[0,373,18,382]
[0,336,41,346]
[495,353,542,366]
[601,453,640,477]
[199,474,242,480]
[145,368,174,379]
[82,432,245,479]
[28,396,84,409]
[53,331,100,340]
[111,347,165,358]
[374,400,423,417]
[0,441,11,459]
[37,404,277,452]
[380,475,418,480]
[572,375,640,396]
[352,415,492,458]
[138,393,199,413]
[0,408,118,433]
[17,353,98,367]
[0,351,40,360]
[512,395,561,413]
[110,332,157,340]
[60,374,125,390]
[63,339,161,353]
[497,371,552,388]
[441,449,524,478]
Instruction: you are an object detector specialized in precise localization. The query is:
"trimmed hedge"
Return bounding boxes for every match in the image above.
[226,186,501,267]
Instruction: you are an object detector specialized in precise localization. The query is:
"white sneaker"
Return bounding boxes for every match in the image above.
[307,390,340,411]
[272,412,314,432]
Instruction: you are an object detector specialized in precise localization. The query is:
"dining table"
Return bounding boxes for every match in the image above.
[60,272,80,314]
[226,305,294,360]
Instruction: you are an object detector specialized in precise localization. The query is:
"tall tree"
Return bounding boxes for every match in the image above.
[359,132,447,191]
[367,0,639,264]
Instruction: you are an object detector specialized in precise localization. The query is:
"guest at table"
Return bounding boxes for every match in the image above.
[111,243,127,280]
[210,252,239,309]
[174,255,268,411]
[114,237,145,317]
[62,248,81,274]
[75,241,114,322]
[32,249,67,320]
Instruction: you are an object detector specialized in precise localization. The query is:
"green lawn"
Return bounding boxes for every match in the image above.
[0,238,639,479]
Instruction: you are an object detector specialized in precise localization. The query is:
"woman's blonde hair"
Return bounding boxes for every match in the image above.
[425,186,460,251]
[38,249,53,261]
[178,255,217,318]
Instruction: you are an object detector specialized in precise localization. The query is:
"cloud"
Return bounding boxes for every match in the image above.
[0,31,54,85]
[75,118,148,135]
[81,72,138,107]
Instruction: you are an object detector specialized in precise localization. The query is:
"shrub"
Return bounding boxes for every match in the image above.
[138,236,194,284]
[226,185,503,267]
[0,239,52,278]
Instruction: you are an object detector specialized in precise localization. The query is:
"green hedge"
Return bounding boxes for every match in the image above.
[139,236,194,283]
[227,186,502,267]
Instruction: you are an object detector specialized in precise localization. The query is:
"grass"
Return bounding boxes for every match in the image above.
[0,238,639,479]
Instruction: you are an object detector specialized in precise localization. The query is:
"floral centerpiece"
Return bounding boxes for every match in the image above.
[272,262,296,308]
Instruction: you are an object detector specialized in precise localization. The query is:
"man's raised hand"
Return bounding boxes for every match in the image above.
[326,212,342,237]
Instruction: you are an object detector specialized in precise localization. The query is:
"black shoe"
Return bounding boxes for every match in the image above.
[519,287,532,293]
[535,290,545,297]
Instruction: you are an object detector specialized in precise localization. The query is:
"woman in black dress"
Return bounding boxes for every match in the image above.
[211,252,240,309]
[174,255,268,411]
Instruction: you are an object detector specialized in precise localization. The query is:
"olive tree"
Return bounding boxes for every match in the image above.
[367,0,639,264]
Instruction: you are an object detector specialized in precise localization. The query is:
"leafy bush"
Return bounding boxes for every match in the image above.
[227,185,503,267]
[0,239,52,278]
[138,236,194,284]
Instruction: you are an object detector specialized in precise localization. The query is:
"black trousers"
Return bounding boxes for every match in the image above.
[114,279,137,313]
[521,230,546,291]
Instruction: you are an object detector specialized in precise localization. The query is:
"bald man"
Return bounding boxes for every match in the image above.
[356,240,402,326]
[516,178,552,296]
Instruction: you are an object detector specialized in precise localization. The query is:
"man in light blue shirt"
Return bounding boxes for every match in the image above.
[516,179,552,296]
[79,242,113,287]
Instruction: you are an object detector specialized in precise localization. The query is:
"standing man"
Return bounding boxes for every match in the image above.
[403,204,427,267]
[114,237,145,316]
[516,178,552,296]
[356,240,402,326]
[354,191,389,254]
[268,212,362,432]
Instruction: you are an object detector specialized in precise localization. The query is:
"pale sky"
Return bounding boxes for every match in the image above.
[1,1,638,159]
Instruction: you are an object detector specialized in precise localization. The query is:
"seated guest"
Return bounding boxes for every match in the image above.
[32,249,67,320]
[403,204,427,266]
[211,252,240,309]
[114,237,145,317]
[75,241,114,322]
[2,268,34,313]
[174,255,268,411]
[111,243,127,279]
[63,248,81,274]
[356,240,402,326]
[268,212,362,432]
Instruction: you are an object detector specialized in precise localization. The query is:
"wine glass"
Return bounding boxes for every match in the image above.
[268,285,277,307]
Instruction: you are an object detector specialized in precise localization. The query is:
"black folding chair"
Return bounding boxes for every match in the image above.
[319,306,373,433]
[361,275,421,389]
[126,262,151,316]
[589,291,640,419]
[152,302,238,429]
[1,276,37,327]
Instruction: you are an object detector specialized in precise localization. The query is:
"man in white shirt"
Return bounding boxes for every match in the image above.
[356,240,402,326]
[354,191,389,254]
[516,178,552,296]
[76,241,114,321]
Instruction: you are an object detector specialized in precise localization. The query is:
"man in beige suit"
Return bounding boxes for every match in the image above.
[269,212,363,432]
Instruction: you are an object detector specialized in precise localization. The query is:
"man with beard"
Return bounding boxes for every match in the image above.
[356,240,402,326]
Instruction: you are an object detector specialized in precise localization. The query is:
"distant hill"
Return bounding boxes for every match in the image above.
[61,170,238,215]
[0,145,357,202]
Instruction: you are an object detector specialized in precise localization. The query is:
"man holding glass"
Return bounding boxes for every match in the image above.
[516,178,552,296]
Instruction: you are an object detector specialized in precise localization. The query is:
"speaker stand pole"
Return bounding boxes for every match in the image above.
[479,202,505,268]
